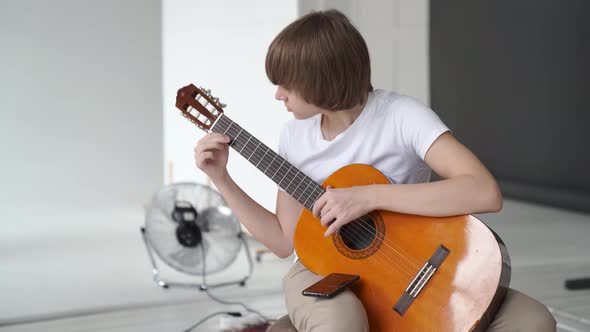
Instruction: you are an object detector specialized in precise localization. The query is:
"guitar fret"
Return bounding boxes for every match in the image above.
[239,135,252,153]
[301,181,314,207]
[223,121,232,135]
[308,185,323,209]
[249,141,261,160]
[210,114,320,209]
[294,175,310,202]
[231,128,243,146]
[291,174,307,201]
[271,159,286,182]
[304,187,314,206]
[309,193,323,211]
[278,165,293,188]
[297,178,315,206]
[263,154,276,174]
[256,148,269,167]
[284,168,298,192]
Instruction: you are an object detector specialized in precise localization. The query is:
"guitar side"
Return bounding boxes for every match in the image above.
[294,164,510,332]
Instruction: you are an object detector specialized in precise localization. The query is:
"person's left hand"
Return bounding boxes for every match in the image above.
[312,185,376,237]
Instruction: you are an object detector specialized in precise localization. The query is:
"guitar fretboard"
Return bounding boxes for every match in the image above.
[211,114,325,211]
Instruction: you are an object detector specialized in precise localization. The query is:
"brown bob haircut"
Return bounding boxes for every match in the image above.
[265,9,373,111]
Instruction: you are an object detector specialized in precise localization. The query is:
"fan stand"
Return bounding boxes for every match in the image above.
[140,227,254,291]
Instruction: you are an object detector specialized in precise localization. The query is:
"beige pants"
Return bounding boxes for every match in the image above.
[280,261,556,332]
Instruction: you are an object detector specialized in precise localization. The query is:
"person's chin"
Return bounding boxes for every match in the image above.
[293,113,314,120]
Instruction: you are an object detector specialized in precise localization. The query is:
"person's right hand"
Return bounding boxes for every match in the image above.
[194,133,231,183]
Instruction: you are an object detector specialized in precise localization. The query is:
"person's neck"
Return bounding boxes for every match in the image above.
[321,102,366,141]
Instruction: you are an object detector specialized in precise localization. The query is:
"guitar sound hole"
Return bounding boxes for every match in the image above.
[338,216,376,250]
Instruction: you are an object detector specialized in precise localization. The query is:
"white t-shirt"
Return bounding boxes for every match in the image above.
[278,89,450,187]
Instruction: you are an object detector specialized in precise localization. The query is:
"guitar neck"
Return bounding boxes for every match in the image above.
[211,114,324,210]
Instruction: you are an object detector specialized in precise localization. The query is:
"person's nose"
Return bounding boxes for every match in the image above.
[275,86,287,101]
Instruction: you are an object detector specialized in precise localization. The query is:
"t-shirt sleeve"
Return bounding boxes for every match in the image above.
[395,96,450,160]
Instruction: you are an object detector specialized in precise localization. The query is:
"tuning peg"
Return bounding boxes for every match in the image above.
[218,102,227,108]
[206,89,211,96]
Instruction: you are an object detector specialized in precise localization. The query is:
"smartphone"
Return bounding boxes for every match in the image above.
[302,273,360,299]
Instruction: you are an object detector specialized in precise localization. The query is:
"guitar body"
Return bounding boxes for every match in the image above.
[174,84,510,332]
[294,164,510,332]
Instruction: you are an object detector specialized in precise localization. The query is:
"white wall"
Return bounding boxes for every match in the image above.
[163,0,297,211]
[0,0,163,320]
[0,0,164,217]
[299,0,430,104]
[163,0,427,212]
[0,0,426,321]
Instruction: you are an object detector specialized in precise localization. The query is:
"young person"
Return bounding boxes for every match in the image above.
[193,9,556,332]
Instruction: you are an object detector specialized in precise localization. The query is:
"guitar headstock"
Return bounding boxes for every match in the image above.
[175,83,226,131]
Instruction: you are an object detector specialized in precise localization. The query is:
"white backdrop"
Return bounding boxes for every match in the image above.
[163,0,429,213]
[300,0,430,104]
[163,0,297,212]
[0,0,164,320]
[0,0,429,321]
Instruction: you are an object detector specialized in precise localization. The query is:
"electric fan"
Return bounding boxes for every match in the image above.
[141,182,253,290]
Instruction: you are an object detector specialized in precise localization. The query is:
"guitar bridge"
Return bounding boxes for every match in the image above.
[393,245,450,316]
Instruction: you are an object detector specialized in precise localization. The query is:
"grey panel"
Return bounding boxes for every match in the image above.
[430,0,590,213]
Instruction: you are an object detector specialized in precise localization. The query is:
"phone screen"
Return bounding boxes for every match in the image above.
[302,273,360,298]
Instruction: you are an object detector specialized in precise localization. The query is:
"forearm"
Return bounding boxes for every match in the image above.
[371,175,503,217]
[212,173,291,257]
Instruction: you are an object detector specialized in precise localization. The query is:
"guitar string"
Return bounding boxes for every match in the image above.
[215,115,423,273]
[236,156,418,283]
[185,99,451,303]
[214,116,426,279]
[215,115,425,274]
[216,114,424,270]
[307,185,424,270]
[215,117,422,281]
[264,159,425,273]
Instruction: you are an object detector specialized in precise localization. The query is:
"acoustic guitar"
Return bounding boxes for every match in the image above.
[175,84,511,331]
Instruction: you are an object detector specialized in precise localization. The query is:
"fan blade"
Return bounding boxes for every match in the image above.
[144,182,243,276]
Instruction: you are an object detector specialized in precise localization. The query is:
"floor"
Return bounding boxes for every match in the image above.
[1,199,589,331]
